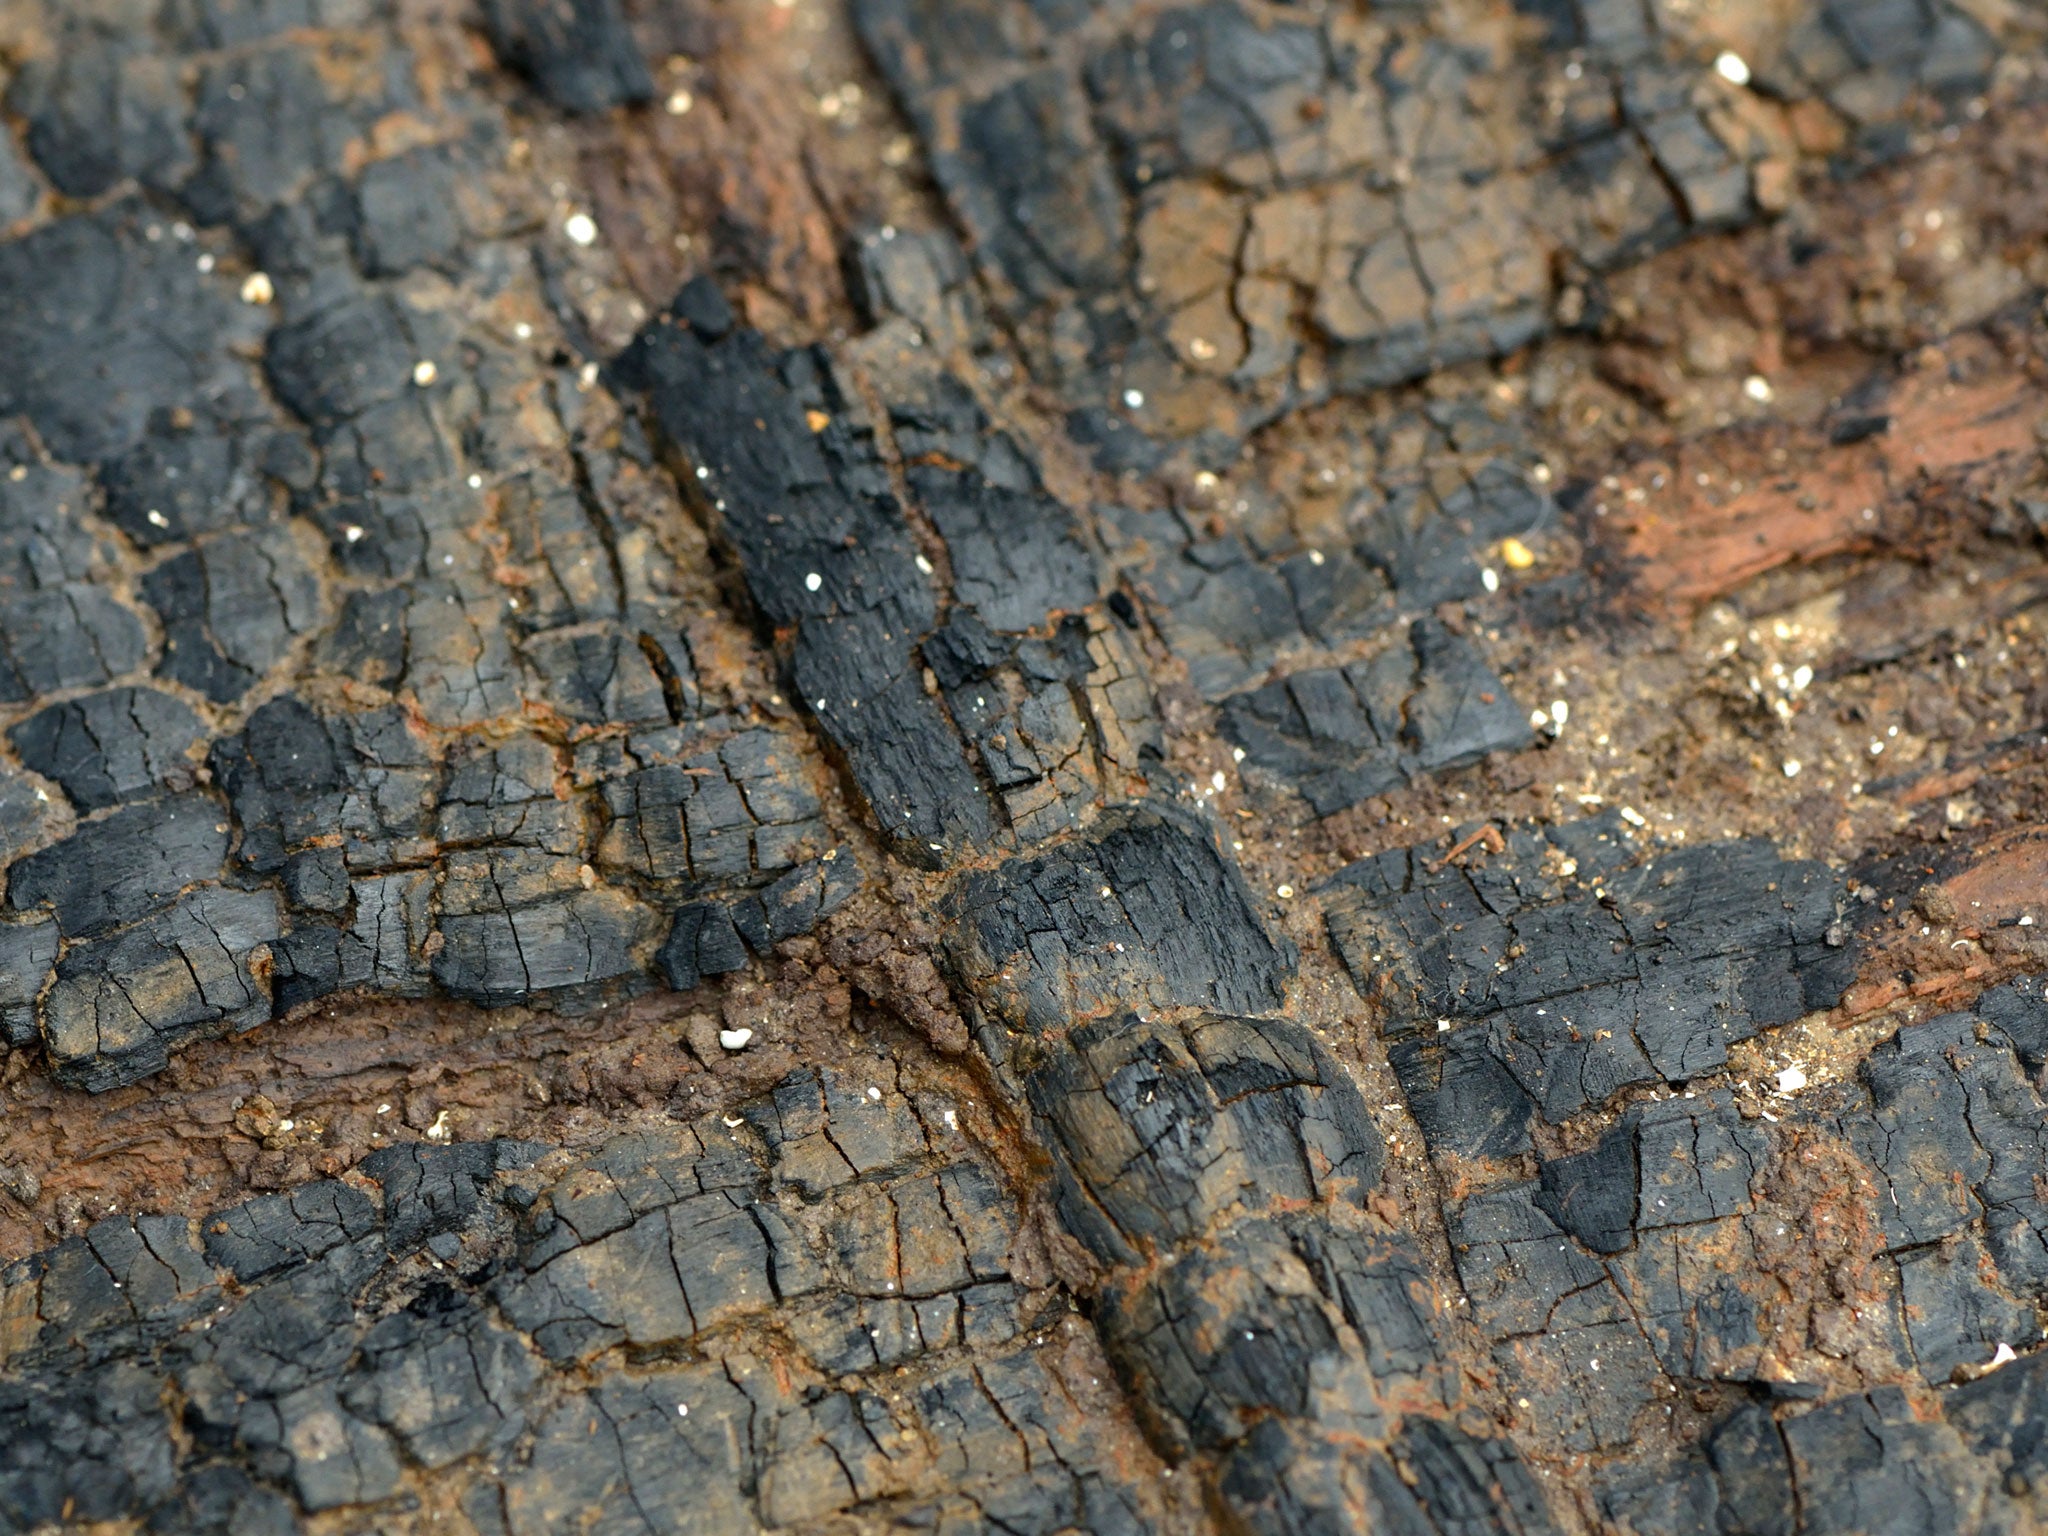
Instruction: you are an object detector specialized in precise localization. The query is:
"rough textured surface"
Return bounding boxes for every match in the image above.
[854,0,2038,449]
[1324,820,1858,1145]
[0,1075,1178,1535]
[1,0,2048,1530]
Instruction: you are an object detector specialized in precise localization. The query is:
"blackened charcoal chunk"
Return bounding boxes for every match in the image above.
[731,851,864,954]
[203,1180,380,1283]
[1449,1181,1609,1336]
[146,1464,297,1536]
[1981,978,2048,1074]
[1100,1223,1359,1455]
[1604,840,1856,1031]
[1496,1281,1663,1455]
[1025,1013,1381,1264]
[924,609,1136,843]
[798,616,997,863]
[930,65,1126,307]
[912,462,1098,634]
[483,0,654,114]
[1634,1090,1765,1228]
[1221,647,1411,816]
[1388,1030,1538,1161]
[437,734,571,847]
[1221,1415,1565,1536]
[520,625,672,726]
[0,917,58,1046]
[1222,619,1529,816]
[265,291,424,427]
[1782,1386,1994,1535]
[1406,617,1533,772]
[829,1167,1009,1300]
[0,1363,180,1529]
[6,40,193,199]
[1535,1125,1637,1254]
[26,1214,218,1362]
[658,902,749,991]
[1103,504,1391,702]
[1394,1417,1566,1536]
[916,1361,1174,1536]
[0,454,98,581]
[348,1299,541,1468]
[671,271,735,337]
[1534,1090,1766,1259]
[1356,460,1556,607]
[942,806,1294,1037]
[1215,1426,1404,1536]
[339,870,436,996]
[394,583,523,729]
[187,42,407,217]
[8,795,228,938]
[504,1367,759,1534]
[493,475,623,631]
[283,846,350,912]
[40,886,281,1090]
[142,528,324,702]
[0,766,52,877]
[1843,1013,1987,1251]
[619,302,995,864]
[269,919,345,1011]
[497,1190,779,1360]
[0,586,151,704]
[851,224,977,341]
[1609,1215,1766,1382]
[1951,1347,2048,1492]
[751,1068,932,1192]
[353,146,463,275]
[159,0,374,50]
[98,415,298,548]
[0,454,153,703]
[1319,840,1524,1026]
[321,587,409,685]
[209,695,353,875]
[0,203,263,462]
[0,130,33,227]
[1701,1402,1798,1536]
[594,728,826,887]
[433,886,652,1006]
[361,1141,519,1250]
[1325,828,1852,1132]
[8,688,207,810]
[1898,1233,2033,1384]
[265,1381,404,1510]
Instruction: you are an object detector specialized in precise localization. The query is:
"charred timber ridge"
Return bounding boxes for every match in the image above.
[0,0,2046,1534]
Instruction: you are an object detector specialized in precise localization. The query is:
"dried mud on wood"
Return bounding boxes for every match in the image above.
[1,0,2047,1533]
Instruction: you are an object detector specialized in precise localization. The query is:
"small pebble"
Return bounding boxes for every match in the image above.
[718,1027,754,1051]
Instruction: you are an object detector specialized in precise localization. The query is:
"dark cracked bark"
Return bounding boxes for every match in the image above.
[3,0,2048,1533]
